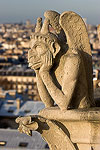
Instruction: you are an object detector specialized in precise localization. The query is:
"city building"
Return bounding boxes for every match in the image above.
[0,128,48,150]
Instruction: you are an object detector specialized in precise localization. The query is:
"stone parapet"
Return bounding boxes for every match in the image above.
[16,107,100,150]
[39,107,100,150]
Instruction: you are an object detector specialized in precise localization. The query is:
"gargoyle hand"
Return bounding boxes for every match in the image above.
[39,50,53,73]
[16,116,38,136]
[16,116,32,136]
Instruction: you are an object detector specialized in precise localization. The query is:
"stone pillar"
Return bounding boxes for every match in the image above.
[16,98,21,110]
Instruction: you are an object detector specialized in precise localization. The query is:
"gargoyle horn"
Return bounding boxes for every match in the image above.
[35,17,42,33]
[41,18,50,34]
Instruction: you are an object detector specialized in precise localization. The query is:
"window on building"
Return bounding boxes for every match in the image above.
[0,141,6,146]
[98,72,100,79]
[7,101,14,105]
[24,110,31,113]
[19,142,28,147]
[8,109,14,113]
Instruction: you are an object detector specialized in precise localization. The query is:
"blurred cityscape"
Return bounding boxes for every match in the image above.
[0,20,48,150]
[0,19,100,149]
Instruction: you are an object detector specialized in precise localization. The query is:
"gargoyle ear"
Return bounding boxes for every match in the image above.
[52,42,61,58]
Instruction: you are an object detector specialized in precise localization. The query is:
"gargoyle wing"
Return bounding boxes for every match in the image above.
[44,10,95,106]
[59,11,95,106]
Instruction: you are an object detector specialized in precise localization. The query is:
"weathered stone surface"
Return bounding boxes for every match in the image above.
[39,107,100,121]
[28,10,95,111]
[16,107,100,150]
[16,10,99,150]
[39,107,100,149]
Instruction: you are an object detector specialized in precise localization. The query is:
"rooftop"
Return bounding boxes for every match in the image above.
[0,128,48,150]
[0,100,45,117]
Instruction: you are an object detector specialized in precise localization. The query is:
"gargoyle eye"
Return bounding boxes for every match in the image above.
[32,42,42,49]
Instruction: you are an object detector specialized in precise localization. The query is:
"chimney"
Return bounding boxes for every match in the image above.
[97,24,100,42]
[16,98,21,110]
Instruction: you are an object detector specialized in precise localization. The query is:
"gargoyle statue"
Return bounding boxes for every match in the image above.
[28,10,95,111]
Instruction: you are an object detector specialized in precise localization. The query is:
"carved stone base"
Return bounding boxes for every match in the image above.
[38,107,100,150]
[16,107,100,150]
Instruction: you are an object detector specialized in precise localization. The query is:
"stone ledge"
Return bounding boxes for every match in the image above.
[39,107,100,145]
[39,107,100,121]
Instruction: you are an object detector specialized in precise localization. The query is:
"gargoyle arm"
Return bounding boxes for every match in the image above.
[36,70,54,107]
[40,54,81,110]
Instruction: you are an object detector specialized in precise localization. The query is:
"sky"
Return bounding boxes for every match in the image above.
[0,0,100,25]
